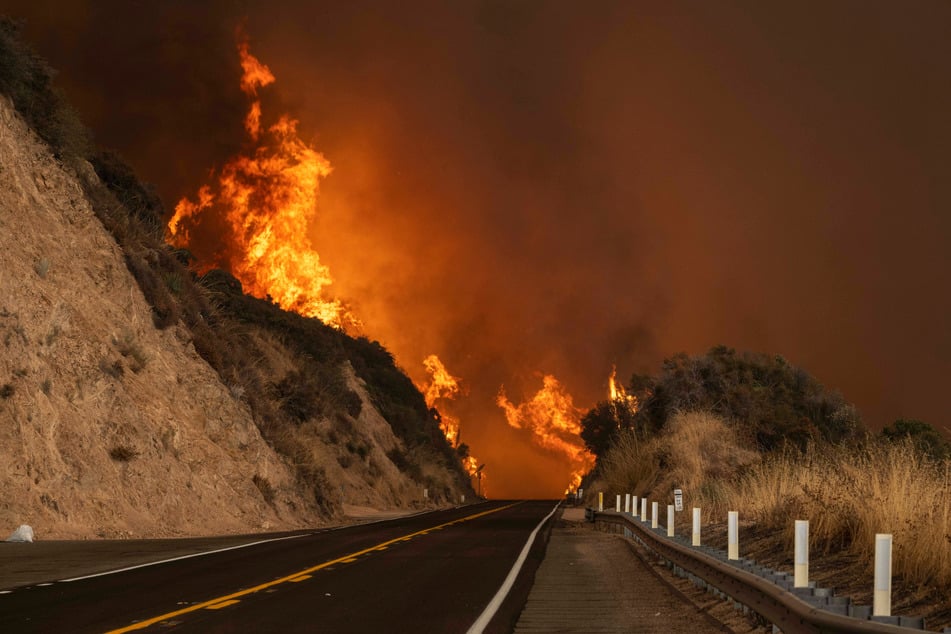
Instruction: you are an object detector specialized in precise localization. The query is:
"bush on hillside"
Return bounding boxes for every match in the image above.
[584,346,863,460]
[881,418,951,461]
[0,18,91,161]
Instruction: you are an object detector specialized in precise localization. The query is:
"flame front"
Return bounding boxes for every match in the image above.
[166,34,352,327]
[419,355,483,481]
[496,375,595,494]
[420,354,463,446]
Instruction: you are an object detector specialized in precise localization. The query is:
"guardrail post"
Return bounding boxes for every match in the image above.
[616,494,621,512]
[651,502,659,529]
[641,497,647,522]
[728,511,739,560]
[667,504,675,537]
[794,520,809,588]
[632,494,638,517]
[874,533,892,616]
[692,507,701,546]
[598,492,603,512]
[624,493,630,513]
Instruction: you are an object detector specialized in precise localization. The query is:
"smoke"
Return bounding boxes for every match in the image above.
[6,1,951,495]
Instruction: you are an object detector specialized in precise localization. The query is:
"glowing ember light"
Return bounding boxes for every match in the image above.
[496,374,595,494]
[166,33,353,328]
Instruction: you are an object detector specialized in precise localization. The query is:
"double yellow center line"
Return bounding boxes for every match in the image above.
[107,503,519,633]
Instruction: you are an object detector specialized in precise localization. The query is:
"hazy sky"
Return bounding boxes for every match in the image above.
[6,1,951,496]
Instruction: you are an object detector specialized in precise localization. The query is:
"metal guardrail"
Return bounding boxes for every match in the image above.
[590,510,929,634]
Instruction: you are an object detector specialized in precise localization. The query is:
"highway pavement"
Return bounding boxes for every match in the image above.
[0,500,558,633]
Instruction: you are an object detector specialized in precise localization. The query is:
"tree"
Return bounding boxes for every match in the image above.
[881,418,951,461]
[628,346,863,452]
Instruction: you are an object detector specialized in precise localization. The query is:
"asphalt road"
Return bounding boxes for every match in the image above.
[0,501,558,633]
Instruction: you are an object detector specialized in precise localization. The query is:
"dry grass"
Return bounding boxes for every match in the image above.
[724,441,951,588]
[592,409,951,591]
[593,410,759,510]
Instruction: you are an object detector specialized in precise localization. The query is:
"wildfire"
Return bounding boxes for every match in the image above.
[496,375,595,494]
[166,33,352,327]
[419,355,483,481]
[420,354,463,446]
[608,365,637,408]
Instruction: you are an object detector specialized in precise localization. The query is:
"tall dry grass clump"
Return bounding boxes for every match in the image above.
[724,440,951,587]
[592,411,759,510]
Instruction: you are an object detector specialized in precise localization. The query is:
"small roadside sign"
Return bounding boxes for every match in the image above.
[674,488,683,512]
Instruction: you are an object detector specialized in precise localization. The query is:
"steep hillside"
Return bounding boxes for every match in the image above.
[0,95,315,537]
[0,22,473,538]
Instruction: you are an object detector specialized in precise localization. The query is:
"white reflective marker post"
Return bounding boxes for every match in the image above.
[640,498,647,523]
[728,511,739,560]
[692,507,701,546]
[651,502,659,529]
[624,493,630,514]
[794,520,809,588]
[667,505,675,537]
[615,495,621,512]
[632,495,638,517]
[874,534,892,616]
[598,492,603,512]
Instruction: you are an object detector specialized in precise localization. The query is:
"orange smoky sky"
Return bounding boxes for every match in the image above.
[7,1,951,496]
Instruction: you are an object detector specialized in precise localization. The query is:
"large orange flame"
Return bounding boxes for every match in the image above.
[166,35,352,327]
[420,354,462,446]
[496,375,595,494]
[419,355,483,481]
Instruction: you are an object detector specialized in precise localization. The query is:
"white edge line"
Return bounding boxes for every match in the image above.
[59,533,309,583]
[466,502,560,634]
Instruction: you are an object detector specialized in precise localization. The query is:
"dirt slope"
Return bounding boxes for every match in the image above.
[0,95,324,538]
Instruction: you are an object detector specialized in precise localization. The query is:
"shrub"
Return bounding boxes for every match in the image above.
[881,418,951,461]
[0,383,13,399]
[0,18,92,162]
[109,445,138,462]
[585,346,864,462]
[252,474,276,504]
